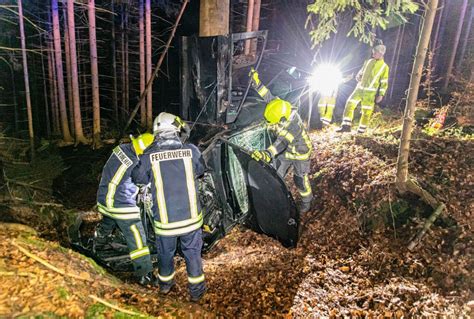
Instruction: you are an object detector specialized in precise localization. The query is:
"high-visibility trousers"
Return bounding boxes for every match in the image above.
[276,157,313,204]
[318,95,336,126]
[97,216,152,276]
[156,229,206,299]
[342,88,376,133]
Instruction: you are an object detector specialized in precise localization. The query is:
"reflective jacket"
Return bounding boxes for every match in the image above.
[97,144,140,220]
[356,58,389,96]
[253,82,313,161]
[267,111,313,161]
[132,136,205,237]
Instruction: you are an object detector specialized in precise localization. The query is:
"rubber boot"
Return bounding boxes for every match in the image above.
[335,125,351,133]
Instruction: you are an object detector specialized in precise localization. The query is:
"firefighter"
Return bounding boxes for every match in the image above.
[132,112,206,302]
[249,69,313,213]
[317,74,353,126]
[337,43,390,133]
[95,133,155,282]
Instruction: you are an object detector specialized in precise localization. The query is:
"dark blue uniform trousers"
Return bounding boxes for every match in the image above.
[98,216,153,276]
[157,229,206,298]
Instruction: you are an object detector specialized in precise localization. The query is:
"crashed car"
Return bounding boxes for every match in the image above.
[69,31,300,272]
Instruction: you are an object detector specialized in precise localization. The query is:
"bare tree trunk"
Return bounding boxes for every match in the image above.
[63,6,74,135]
[111,0,119,125]
[145,0,152,130]
[124,8,129,117]
[457,5,474,73]
[124,0,189,134]
[199,0,230,37]
[51,0,73,142]
[67,0,88,144]
[442,0,468,91]
[121,3,126,123]
[244,0,255,55]
[396,0,439,190]
[47,45,59,134]
[389,25,405,99]
[139,0,146,127]
[250,0,261,55]
[430,0,444,51]
[88,0,102,148]
[18,0,35,159]
[39,34,51,139]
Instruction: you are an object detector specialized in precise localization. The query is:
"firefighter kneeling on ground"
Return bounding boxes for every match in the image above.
[132,112,206,302]
[95,133,155,283]
[249,68,313,213]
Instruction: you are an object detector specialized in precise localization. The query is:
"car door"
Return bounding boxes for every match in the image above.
[222,140,300,248]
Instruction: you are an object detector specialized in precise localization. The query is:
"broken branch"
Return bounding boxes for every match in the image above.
[89,295,147,317]
[408,203,445,251]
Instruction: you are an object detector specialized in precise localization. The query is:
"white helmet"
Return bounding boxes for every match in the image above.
[153,112,183,136]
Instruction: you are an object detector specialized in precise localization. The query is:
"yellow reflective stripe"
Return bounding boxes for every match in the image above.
[267,145,277,156]
[361,105,374,110]
[154,213,202,229]
[285,152,310,161]
[300,175,312,197]
[380,79,388,83]
[368,63,386,89]
[257,85,269,97]
[106,164,128,207]
[152,162,168,224]
[188,274,205,284]
[154,218,203,236]
[98,205,141,220]
[279,129,294,142]
[130,224,143,249]
[183,158,198,218]
[97,203,140,213]
[158,272,175,282]
[130,247,149,260]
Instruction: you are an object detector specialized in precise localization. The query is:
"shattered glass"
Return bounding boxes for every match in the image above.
[227,124,269,214]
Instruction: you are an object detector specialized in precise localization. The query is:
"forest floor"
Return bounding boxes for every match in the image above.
[0,101,473,317]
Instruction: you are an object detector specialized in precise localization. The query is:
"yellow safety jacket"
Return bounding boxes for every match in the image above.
[356,58,389,96]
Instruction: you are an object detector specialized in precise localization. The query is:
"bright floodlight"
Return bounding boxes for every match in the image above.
[307,63,343,96]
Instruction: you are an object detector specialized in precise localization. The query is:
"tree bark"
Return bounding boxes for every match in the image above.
[88,0,101,148]
[67,0,87,144]
[51,0,73,142]
[39,34,51,139]
[244,0,254,55]
[17,0,35,159]
[145,0,152,130]
[47,44,59,134]
[199,0,230,37]
[139,0,146,127]
[250,0,261,55]
[63,6,74,135]
[396,0,439,190]
[442,0,468,91]
[111,0,119,125]
[389,25,405,99]
[456,5,474,73]
[430,0,444,51]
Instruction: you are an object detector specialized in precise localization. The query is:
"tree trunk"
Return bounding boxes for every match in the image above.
[18,0,35,159]
[88,0,102,148]
[250,0,261,55]
[442,0,468,91]
[124,8,129,117]
[121,3,126,122]
[51,0,73,143]
[244,0,254,55]
[145,0,152,130]
[139,0,146,127]
[389,25,405,99]
[199,0,230,37]
[456,5,474,73]
[63,6,74,135]
[396,0,439,190]
[430,0,444,51]
[67,0,88,144]
[111,0,119,125]
[47,44,59,134]
[39,34,51,139]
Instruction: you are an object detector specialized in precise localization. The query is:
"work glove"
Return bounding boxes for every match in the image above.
[375,95,384,104]
[249,67,261,86]
[251,150,272,163]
